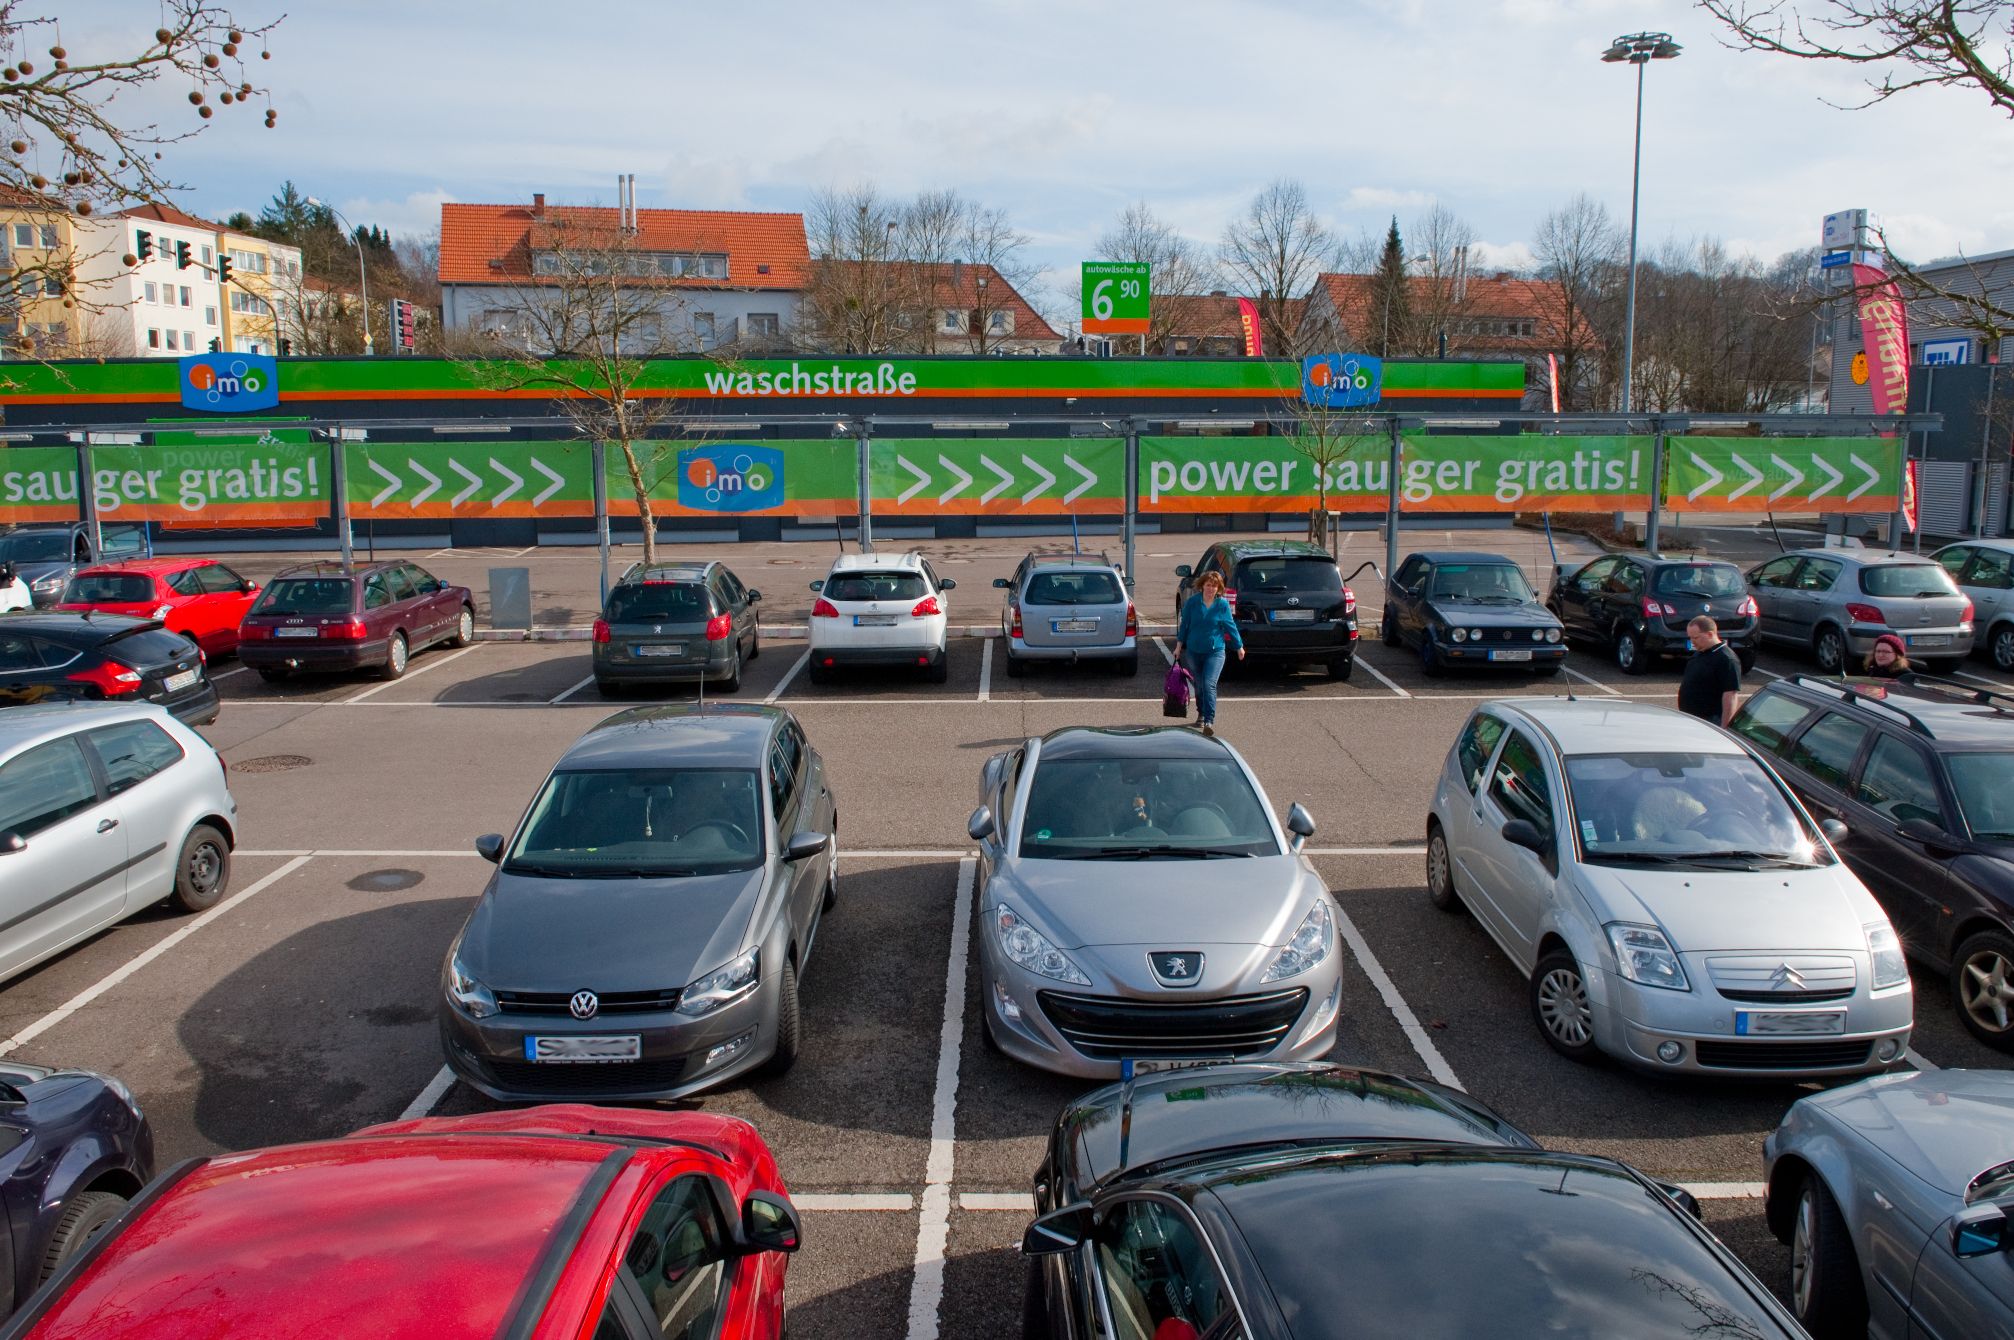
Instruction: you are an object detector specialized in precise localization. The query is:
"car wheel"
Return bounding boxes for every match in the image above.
[1952,929,2014,1052]
[1614,628,1647,675]
[1117,653,1139,677]
[1992,622,2014,673]
[1004,649,1026,678]
[1813,625,1846,674]
[1021,1253,1053,1340]
[807,661,833,686]
[1530,948,1599,1062]
[1737,648,1756,674]
[1790,1176,1868,1338]
[760,961,802,1078]
[1327,654,1352,681]
[447,605,474,647]
[718,649,742,694]
[1381,615,1401,647]
[36,1190,127,1285]
[1419,639,1443,678]
[1425,822,1465,913]
[172,823,232,913]
[822,829,838,913]
[748,622,761,661]
[928,652,950,684]
[256,667,290,684]
[379,632,409,680]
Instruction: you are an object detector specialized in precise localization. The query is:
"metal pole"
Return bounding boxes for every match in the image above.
[75,437,100,556]
[592,438,610,606]
[1384,418,1403,582]
[1914,366,1935,553]
[1122,422,1139,590]
[1645,421,1665,555]
[329,429,354,569]
[856,425,874,553]
[1620,58,1645,414]
[1976,366,1998,539]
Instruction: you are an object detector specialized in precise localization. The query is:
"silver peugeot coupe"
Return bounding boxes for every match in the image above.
[968,726,1341,1078]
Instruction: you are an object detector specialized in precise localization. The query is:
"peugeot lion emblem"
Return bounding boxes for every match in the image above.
[1768,963,1807,992]
[1149,952,1204,987]
[569,990,600,1020]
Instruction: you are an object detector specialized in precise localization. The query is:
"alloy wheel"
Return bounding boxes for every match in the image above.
[390,635,409,675]
[1537,967,1593,1046]
[1792,1189,1816,1316]
[1995,626,2014,672]
[1816,629,1844,673]
[1427,835,1449,892]
[1960,946,2014,1035]
[457,609,473,642]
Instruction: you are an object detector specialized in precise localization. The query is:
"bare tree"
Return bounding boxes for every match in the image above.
[1405,202,1478,357]
[1219,178,1336,356]
[1702,1,2014,117]
[1531,194,1621,410]
[1601,237,1812,413]
[801,184,918,354]
[1094,201,1215,348]
[1282,397,1385,548]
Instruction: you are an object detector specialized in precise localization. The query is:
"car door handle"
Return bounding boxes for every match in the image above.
[97,818,118,833]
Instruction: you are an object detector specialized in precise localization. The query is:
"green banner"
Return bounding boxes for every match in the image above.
[1664,436,1903,514]
[870,439,1124,515]
[1,437,328,525]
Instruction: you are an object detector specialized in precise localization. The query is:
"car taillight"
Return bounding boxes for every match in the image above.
[1123,603,1137,637]
[1845,603,1883,624]
[1010,603,1023,638]
[239,622,270,640]
[1641,598,1677,617]
[1223,590,1237,608]
[912,596,941,617]
[1342,587,1357,614]
[1738,596,1758,617]
[704,613,731,641]
[592,618,611,644]
[1961,599,1975,625]
[68,660,143,696]
[812,598,840,618]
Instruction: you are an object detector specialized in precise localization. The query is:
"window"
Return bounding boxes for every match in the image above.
[0,737,100,840]
[1855,737,1945,827]
[179,285,192,307]
[533,253,561,276]
[988,310,1009,333]
[1860,563,1959,598]
[1455,712,1508,795]
[1750,557,1799,589]
[38,224,56,248]
[1488,730,1553,829]
[382,567,418,602]
[1936,546,1975,581]
[363,575,391,609]
[165,567,207,597]
[1573,557,1616,592]
[1793,558,1842,592]
[40,274,61,297]
[145,281,158,303]
[11,224,30,248]
[509,769,763,875]
[693,313,716,345]
[1731,692,1812,757]
[769,735,799,819]
[165,330,178,351]
[228,248,267,274]
[747,313,779,337]
[940,309,965,334]
[204,306,217,326]
[0,632,65,669]
[184,329,194,349]
[616,1176,734,1340]
[147,329,160,349]
[87,720,185,797]
[196,563,245,595]
[1785,712,1869,790]
[201,244,213,265]
[1093,1199,1233,1340]
[1966,548,2014,591]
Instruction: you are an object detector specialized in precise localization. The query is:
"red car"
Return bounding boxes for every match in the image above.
[56,558,261,659]
[4,1105,801,1340]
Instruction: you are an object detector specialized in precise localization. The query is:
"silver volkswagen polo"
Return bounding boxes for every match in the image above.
[968,726,1341,1078]
[1426,699,1913,1077]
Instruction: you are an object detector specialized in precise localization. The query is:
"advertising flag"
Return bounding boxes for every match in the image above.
[1236,297,1264,357]
[1850,263,1911,416]
[1547,353,1561,413]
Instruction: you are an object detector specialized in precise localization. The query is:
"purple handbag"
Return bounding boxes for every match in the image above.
[1161,663,1193,718]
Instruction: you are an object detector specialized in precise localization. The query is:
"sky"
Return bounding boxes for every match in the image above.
[74,0,2014,324]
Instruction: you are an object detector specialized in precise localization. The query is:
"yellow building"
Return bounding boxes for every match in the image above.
[216,223,302,356]
[0,188,84,356]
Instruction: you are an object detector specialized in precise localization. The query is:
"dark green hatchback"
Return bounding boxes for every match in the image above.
[592,561,761,695]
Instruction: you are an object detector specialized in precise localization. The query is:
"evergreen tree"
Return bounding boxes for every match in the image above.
[1368,218,1412,359]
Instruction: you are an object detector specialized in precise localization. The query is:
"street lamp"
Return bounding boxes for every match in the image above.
[307,195,373,355]
[975,272,989,356]
[1601,31,1680,414]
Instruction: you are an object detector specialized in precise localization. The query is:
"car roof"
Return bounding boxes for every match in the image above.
[268,561,391,580]
[618,561,715,584]
[1410,551,1519,565]
[1780,547,1941,568]
[1762,675,2014,747]
[1495,699,1746,756]
[1633,554,1741,570]
[828,551,927,573]
[1214,540,1333,560]
[1937,538,2014,556]
[0,611,158,643]
[1036,725,1233,762]
[558,704,785,770]
[1022,551,1116,569]
[0,701,175,755]
[72,557,216,577]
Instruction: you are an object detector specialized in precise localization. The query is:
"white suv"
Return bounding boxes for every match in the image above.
[808,552,954,684]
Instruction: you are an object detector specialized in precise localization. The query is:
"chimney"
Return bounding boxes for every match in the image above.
[532,193,545,217]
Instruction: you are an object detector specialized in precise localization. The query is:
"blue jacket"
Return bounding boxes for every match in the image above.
[1177,592,1243,654]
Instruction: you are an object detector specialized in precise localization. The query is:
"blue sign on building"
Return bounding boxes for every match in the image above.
[1300,353,1383,409]
[677,444,786,512]
[179,353,280,413]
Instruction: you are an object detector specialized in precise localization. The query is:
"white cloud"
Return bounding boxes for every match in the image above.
[1343,187,1433,214]
[337,189,458,240]
[1468,241,1537,273]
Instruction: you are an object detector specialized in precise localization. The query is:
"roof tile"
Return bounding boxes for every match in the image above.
[440,201,810,290]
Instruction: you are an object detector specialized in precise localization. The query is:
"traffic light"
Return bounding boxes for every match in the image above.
[208,337,220,352]
[134,230,153,262]
[278,338,292,356]
[217,254,233,285]
[174,240,192,270]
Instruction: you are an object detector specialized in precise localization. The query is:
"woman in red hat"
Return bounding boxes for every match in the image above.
[1862,633,1911,679]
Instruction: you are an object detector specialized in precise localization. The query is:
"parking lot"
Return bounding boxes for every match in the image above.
[6,536,2013,1339]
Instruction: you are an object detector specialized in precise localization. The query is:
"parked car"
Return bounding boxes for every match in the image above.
[1382,550,1565,676]
[1747,548,1974,673]
[0,702,235,984]
[807,551,953,684]
[993,551,1137,677]
[593,560,761,696]
[1426,698,1913,1076]
[968,725,1341,1078]
[1547,552,1758,674]
[3,1104,801,1340]
[0,564,27,615]
[1173,540,1357,679]
[55,558,260,659]
[440,703,837,1102]
[0,524,149,609]
[0,614,217,726]
[1731,674,2014,1050]
[236,559,474,683]
[1931,538,2014,671]
[0,1059,153,1320]
[1022,1059,1806,1340]
[1764,1068,2014,1339]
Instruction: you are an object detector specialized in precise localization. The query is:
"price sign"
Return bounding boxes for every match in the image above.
[1082,261,1150,335]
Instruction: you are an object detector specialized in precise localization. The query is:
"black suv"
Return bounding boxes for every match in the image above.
[1173,540,1358,679]
[1730,674,2014,1050]
[1547,553,1758,674]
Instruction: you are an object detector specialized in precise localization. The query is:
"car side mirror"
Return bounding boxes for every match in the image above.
[0,831,24,856]
[1021,1202,1093,1257]
[1953,1204,2011,1259]
[1821,817,1853,845]
[1656,1182,1703,1220]
[1895,817,1949,846]
[240,578,259,594]
[992,578,1011,589]
[746,589,761,603]
[786,831,830,863]
[1286,803,1316,850]
[968,806,997,842]
[1174,565,1192,579]
[940,578,956,591]
[739,1191,803,1255]
[809,579,824,592]
[474,834,505,864]
[1501,819,1550,857]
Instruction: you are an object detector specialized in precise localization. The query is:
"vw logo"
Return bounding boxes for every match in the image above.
[1149,951,1204,987]
[569,990,599,1020]
[1768,963,1807,992]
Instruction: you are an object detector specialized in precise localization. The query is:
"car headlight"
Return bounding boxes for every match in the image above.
[1450,627,1468,643]
[31,574,61,591]
[1606,923,1689,991]
[1262,900,1334,982]
[1865,922,1908,990]
[677,948,761,1016]
[100,1072,144,1121]
[1546,627,1561,643]
[446,953,498,1019]
[1531,628,1545,642]
[1468,628,1483,641]
[992,904,1090,985]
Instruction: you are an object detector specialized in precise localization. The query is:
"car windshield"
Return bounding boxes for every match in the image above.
[1947,752,2014,841]
[1428,563,1534,603]
[1654,564,1745,598]
[1017,756,1280,858]
[63,573,155,604]
[1565,752,1824,866]
[1024,569,1124,606]
[607,581,710,623]
[252,578,354,617]
[826,571,925,602]
[0,533,68,562]
[1236,556,1341,595]
[1860,563,1960,598]
[506,767,763,876]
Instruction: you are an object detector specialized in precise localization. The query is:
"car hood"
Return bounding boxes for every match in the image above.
[455,866,766,993]
[1577,861,1877,953]
[1424,598,1558,628]
[993,855,1311,949]
[1801,1069,2014,1198]
[14,560,70,586]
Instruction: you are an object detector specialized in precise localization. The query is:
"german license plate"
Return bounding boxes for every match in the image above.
[1489,649,1533,662]
[1735,1011,1846,1037]
[635,644,684,657]
[274,626,318,638]
[854,614,897,626]
[163,669,200,692]
[1908,635,1951,648]
[1124,1058,1221,1077]
[1053,619,1097,633]
[1270,609,1316,623]
[523,1034,642,1062]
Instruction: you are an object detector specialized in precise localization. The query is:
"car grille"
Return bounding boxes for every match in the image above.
[485,1057,689,1094]
[1036,988,1308,1061]
[493,988,683,1016]
[1693,1040,1874,1070]
[1718,988,1856,1004]
[1706,955,1856,1004]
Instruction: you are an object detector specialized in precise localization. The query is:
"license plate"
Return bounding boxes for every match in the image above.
[523,1034,642,1062]
[1908,635,1951,648]
[1124,1058,1221,1077]
[1270,609,1316,623]
[273,626,318,638]
[1489,649,1533,662]
[634,644,685,657]
[854,614,897,626]
[163,669,200,692]
[1052,619,1098,633]
[1735,1011,1847,1037]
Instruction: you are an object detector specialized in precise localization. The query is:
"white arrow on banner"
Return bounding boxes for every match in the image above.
[530,458,567,508]
[408,458,442,507]
[490,458,524,505]
[1767,454,1805,505]
[978,454,1014,506]
[448,459,484,508]
[1808,454,1845,502]
[1685,452,1723,503]
[895,455,931,506]
[1061,454,1098,505]
[1726,454,1766,503]
[936,454,972,505]
[1845,454,1881,502]
[366,457,402,508]
[1020,455,1056,504]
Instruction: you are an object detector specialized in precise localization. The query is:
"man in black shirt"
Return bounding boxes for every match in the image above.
[1677,615,1743,725]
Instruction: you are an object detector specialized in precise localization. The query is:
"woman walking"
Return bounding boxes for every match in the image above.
[1173,571,1244,735]
[1863,632,1911,679]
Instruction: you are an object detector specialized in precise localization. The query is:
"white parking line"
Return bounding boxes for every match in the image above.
[0,854,314,1058]
[1955,670,2014,691]
[397,1065,456,1120]
[799,1193,917,1211]
[1330,901,1465,1091]
[1682,1182,1766,1200]
[905,857,976,1340]
[1563,667,1620,696]
[1152,636,1175,667]
[1354,656,1411,699]
[766,649,810,704]
[341,645,481,705]
[977,637,993,703]
[549,674,596,704]
[209,665,252,681]
[235,847,981,860]
[959,1193,1034,1212]
[1907,1048,1940,1071]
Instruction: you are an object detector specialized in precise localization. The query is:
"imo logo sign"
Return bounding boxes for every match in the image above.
[180,353,280,413]
[678,444,785,513]
[1301,352,1383,409]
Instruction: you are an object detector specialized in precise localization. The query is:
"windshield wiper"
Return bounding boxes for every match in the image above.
[1684,850,1819,867]
[1068,844,1258,860]
[1582,851,1698,865]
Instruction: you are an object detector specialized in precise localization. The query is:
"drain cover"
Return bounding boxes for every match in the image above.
[347,868,424,892]
[233,754,312,773]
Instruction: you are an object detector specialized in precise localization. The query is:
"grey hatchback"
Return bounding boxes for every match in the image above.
[592,561,761,695]
[994,552,1137,677]
[1747,548,1975,673]
[439,703,836,1102]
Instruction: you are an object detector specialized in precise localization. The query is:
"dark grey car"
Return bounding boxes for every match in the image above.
[438,703,837,1102]
[592,561,761,695]
[0,525,149,608]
